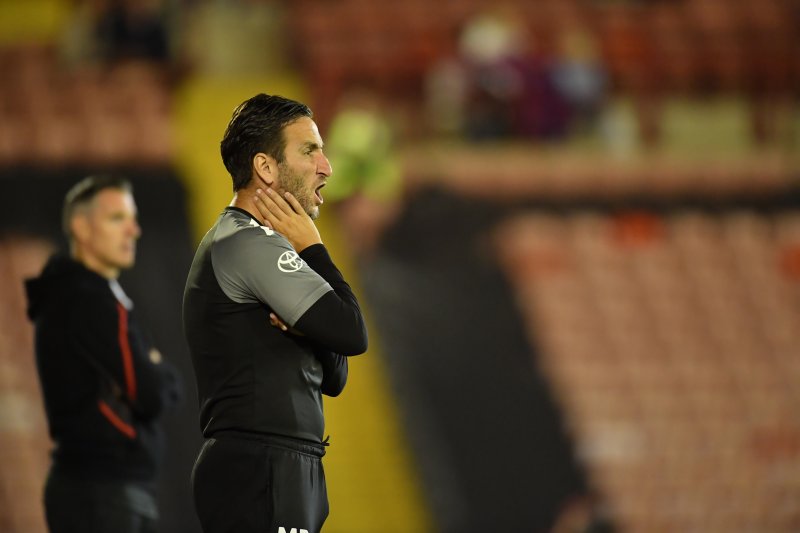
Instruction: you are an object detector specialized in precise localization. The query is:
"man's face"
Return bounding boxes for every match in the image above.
[275,117,333,220]
[74,188,141,277]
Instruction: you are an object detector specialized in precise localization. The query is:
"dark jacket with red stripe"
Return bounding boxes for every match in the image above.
[25,254,180,483]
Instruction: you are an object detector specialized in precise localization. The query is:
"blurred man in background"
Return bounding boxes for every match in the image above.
[25,175,181,533]
[323,87,403,258]
[183,94,367,533]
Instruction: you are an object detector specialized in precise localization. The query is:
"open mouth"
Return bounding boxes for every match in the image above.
[314,183,326,204]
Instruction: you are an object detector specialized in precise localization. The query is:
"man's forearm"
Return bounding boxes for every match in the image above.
[296,244,368,355]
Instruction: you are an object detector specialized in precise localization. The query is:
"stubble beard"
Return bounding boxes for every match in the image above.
[278,162,319,220]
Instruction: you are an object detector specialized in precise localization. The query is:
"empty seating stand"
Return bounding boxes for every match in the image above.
[0,45,173,166]
[494,207,800,531]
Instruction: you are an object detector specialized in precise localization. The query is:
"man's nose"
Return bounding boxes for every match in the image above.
[317,153,332,177]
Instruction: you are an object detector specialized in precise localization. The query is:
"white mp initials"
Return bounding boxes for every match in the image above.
[278,528,309,533]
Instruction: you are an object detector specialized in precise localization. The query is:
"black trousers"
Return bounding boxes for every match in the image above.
[44,465,158,533]
[192,431,329,533]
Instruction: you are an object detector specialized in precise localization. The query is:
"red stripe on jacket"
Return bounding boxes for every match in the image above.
[116,302,137,402]
[98,400,137,439]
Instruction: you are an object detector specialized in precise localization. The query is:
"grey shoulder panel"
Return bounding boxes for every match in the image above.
[210,211,332,326]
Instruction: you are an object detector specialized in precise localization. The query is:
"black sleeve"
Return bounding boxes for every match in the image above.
[314,348,348,397]
[294,244,368,356]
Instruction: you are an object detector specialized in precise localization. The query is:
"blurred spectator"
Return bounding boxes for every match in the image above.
[178,0,286,77]
[509,42,571,142]
[457,7,526,140]
[60,0,103,65]
[324,87,403,257]
[61,0,170,66]
[424,28,470,138]
[425,6,570,142]
[97,0,170,63]
[550,26,608,137]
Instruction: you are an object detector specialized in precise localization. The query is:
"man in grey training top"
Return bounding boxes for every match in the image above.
[183,94,368,533]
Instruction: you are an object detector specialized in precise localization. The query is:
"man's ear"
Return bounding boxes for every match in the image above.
[253,153,276,187]
[70,214,90,244]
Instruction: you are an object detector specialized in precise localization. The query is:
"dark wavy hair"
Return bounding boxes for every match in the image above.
[62,175,132,237]
[220,94,313,192]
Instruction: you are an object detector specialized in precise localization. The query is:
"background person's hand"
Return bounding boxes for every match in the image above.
[253,188,322,252]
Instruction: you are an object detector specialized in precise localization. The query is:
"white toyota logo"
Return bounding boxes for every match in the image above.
[277,251,304,273]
